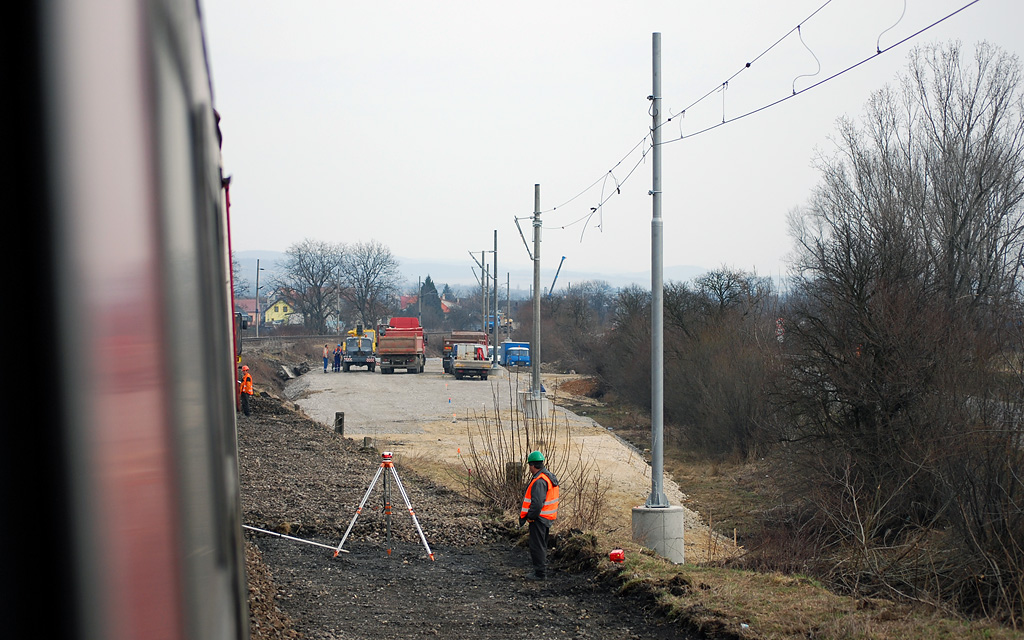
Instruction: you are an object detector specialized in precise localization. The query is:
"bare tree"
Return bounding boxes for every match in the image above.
[339,240,401,327]
[780,42,1024,619]
[276,239,343,333]
[694,267,772,319]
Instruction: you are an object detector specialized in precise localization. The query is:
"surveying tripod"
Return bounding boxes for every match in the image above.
[334,452,435,560]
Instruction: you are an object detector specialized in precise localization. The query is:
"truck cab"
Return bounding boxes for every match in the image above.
[501,341,531,367]
[343,335,376,372]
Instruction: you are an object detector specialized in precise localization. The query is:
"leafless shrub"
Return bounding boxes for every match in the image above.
[459,373,609,533]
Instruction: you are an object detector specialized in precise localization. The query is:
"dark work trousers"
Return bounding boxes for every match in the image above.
[528,519,550,577]
[241,392,251,417]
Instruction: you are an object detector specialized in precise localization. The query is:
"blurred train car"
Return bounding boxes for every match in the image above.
[5,2,248,639]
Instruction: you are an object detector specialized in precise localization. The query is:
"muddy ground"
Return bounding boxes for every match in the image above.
[240,392,703,640]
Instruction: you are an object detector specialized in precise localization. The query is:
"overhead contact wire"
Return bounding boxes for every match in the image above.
[534,133,651,217]
[664,0,983,144]
[524,0,981,239]
[667,0,835,121]
[540,0,835,230]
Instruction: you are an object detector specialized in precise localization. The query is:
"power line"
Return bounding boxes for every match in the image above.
[528,1,842,226]
[662,0,983,144]
[522,0,985,241]
[667,0,836,122]
[527,133,650,217]
[542,138,652,235]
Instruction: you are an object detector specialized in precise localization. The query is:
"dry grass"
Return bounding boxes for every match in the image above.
[609,551,1024,639]
[546,376,1023,638]
[387,419,1024,639]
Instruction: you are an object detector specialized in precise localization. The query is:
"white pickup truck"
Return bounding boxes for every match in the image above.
[451,343,491,380]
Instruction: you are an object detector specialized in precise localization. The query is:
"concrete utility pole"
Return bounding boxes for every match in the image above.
[532,184,542,398]
[632,32,684,565]
[648,32,668,509]
[255,259,262,338]
[492,230,498,365]
[482,252,488,336]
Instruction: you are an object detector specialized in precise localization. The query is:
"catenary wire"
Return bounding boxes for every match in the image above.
[534,0,838,220]
[668,0,836,121]
[661,0,983,144]
[522,0,983,239]
[526,0,840,223]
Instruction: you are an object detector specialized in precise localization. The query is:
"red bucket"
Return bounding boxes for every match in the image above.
[609,549,625,563]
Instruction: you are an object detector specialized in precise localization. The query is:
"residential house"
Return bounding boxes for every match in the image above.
[235,298,258,326]
[264,297,295,325]
[400,294,453,314]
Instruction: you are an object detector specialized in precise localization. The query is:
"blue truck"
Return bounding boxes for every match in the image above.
[500,341,530,367]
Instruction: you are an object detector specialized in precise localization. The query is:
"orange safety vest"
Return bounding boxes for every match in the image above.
[520,471,559,521]
[240,372,253,395]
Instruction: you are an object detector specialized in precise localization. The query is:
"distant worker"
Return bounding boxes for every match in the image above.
[239,365,254,417]
[323,344,329,373]
[519,450,559,580]
[333,344,342,372]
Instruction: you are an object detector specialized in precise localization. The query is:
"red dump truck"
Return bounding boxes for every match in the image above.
[377,316,426,374]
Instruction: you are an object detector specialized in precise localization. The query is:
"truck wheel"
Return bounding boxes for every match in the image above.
[369,364,375,372]
[455,372,463,380]
[481,372,488,380]
[343,364,349,372]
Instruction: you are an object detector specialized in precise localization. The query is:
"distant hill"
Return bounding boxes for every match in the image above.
[398,257,707,294]
[234,251,287,297]
[234,250,706,297]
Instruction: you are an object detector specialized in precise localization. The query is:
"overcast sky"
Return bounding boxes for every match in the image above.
[203,0,1022,287]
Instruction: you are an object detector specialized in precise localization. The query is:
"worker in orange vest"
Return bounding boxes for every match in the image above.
[519,450,559,580]
[239,365,254,416]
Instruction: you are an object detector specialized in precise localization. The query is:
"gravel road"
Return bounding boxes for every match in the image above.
[287,357,523,435]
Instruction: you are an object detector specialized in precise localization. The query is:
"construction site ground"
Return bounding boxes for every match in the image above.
[286,357,722,555]
[239,349,729,640]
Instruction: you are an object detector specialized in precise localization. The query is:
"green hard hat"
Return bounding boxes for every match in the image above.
[527,450,545,463]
